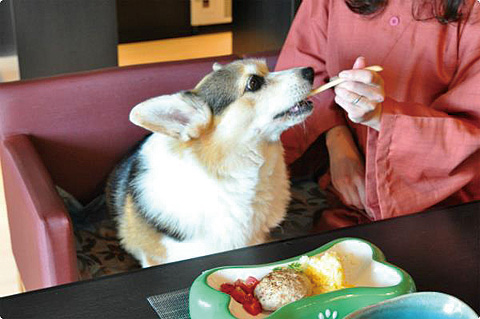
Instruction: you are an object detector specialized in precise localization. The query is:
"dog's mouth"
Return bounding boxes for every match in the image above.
[273,99,313,120]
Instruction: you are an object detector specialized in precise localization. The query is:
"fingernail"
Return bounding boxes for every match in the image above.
[339,71,348,78]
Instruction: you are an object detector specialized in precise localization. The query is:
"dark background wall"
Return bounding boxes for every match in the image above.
[0,0,16,57]
[116,0,192,44]
[232,0,301,55]
[9,0,118,80]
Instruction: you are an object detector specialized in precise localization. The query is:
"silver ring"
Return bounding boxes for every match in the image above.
[352,95,363,105]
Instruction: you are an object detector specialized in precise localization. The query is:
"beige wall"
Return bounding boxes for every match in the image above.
[0,161,20,297]
[0,56,20,83]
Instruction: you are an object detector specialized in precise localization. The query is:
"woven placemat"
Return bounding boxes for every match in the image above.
[147,288,191,319]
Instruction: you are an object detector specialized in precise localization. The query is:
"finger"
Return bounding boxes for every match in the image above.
[339,174,366,210]
[348,192,364,210]
[336,81,384,102]
[352,56,366,70]
[334,87,377,112]
[338,191,353,207]
[334,95,376,124]
[338,69,382,86]
[331,178,354,206]
[336,186,359,209]
[354,177,367,210]
[330,181,350,206]
[343,187,363,210]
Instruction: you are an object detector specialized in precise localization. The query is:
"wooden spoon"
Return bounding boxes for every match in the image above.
[308,65,383,97]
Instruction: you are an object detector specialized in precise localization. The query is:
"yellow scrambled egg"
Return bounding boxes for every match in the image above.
[299,251,349,294]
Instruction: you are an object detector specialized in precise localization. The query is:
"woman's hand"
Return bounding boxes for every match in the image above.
[334,57,385,131]
[325,125,367,211]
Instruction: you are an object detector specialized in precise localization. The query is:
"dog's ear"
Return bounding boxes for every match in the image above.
[212,62,223,71]
[129,91,211,141]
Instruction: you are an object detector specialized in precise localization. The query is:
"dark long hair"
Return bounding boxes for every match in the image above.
[345,0,466,23]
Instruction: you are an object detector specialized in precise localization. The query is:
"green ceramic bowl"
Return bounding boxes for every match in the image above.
[189,238,416,319]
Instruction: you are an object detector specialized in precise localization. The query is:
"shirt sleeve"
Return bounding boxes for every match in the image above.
[275,0,345,165]
[367,10,480,218]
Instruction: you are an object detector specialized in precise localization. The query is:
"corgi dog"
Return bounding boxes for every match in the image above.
[106,59,314,267]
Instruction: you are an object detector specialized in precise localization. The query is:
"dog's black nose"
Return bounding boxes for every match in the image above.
[301,67,314,84]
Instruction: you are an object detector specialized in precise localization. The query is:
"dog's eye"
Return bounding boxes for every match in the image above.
[245,75,265,92]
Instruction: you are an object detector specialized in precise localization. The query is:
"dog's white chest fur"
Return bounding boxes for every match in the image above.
[136,134,290,263]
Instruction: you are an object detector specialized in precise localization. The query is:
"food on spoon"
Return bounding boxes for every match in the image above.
[253,269,312,311]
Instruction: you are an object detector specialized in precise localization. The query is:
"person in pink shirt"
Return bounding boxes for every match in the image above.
[277,0,480,230]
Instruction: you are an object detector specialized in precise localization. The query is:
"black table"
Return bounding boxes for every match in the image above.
[1,201,479,319]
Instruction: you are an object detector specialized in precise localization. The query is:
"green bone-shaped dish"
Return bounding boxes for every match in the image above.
[189,238,416,319]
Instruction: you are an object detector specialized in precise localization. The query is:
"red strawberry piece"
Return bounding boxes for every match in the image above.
[244,293,254,302]
[245,276,259,286]
[230,286,247,304]
[243,296,263,316]
[244,276,260,293]
[234,280,251,294]
[220,283,235,295]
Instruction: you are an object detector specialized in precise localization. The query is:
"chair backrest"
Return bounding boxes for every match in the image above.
[0,55,238,203]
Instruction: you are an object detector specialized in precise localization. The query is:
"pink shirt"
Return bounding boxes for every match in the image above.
[277,0,480,220]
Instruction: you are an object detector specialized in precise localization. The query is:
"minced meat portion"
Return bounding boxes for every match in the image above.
[253,269,312,311]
